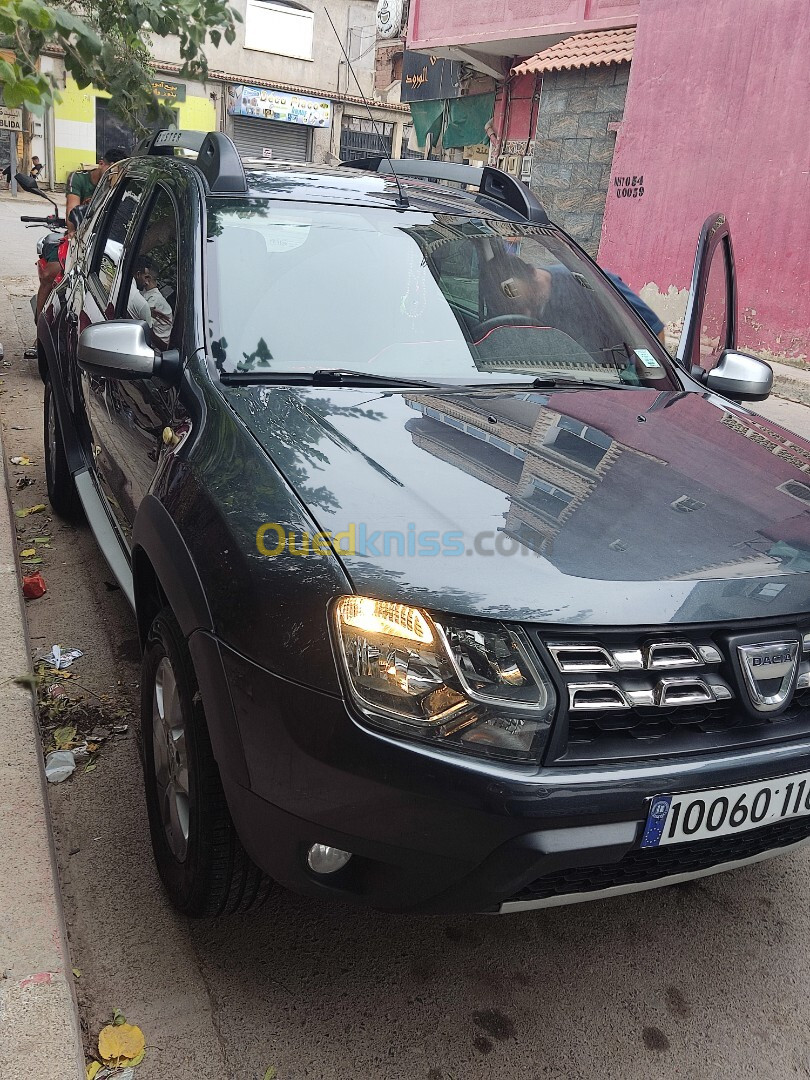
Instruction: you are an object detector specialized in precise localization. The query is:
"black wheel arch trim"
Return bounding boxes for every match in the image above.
[38,313,87,476]
[132,493,214,648]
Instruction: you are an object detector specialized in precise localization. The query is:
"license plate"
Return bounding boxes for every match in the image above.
[641,770,810,848]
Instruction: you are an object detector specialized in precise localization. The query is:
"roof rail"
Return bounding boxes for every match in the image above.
[343,156,549,225]
[134,129,247,194]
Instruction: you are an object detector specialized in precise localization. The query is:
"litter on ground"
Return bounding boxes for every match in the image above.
[44,750,76,783]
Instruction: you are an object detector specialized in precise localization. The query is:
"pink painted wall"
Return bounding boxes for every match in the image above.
[408,0,638,53]
[600,0,810,360]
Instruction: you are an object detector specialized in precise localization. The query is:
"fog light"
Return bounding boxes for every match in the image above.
[307,843,352,875]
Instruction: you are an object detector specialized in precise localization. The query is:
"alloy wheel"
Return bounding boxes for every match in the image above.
[152,655,190,861]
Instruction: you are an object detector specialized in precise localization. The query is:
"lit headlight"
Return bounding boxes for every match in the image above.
[332,596,556,762]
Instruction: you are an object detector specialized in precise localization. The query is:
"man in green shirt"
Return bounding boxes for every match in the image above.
[65,146,127,233]
[36,146,127,320]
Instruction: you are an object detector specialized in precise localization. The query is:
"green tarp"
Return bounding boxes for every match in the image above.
[409,99,444,149]
[442,92,495,149]
[409,92,495,151]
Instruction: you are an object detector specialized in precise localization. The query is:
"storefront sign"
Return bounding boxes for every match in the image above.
[376,0,404,39]
[0,107,23,132]
[151,80,186,103]
[401,51,462,103]
[227,85,332,128]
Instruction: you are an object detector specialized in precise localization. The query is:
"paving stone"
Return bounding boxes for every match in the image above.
[565,87,599,114]
[555,189,609,213]
[583,65,616,86]
[561,211,596,239]
[560,138,592,164]
[541,90,569,114]
[548,113,578,138]
[589,138,618,164]
[533,138,563,164]
[596,84,630,111]
[578,111,608,138]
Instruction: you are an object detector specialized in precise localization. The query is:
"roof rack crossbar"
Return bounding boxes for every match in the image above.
[134,129,247,194]
[343,156,549,225]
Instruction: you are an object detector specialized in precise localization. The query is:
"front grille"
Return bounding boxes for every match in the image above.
[568,689,810,746]
[507,815,810,905]
[533,623,810,765]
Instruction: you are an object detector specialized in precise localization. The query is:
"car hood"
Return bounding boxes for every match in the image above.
[225,384,810,626]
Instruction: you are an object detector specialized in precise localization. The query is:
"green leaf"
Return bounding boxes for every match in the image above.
[112,1008,126,1026]
[21,0,54,29]
[263,1069,277,1080]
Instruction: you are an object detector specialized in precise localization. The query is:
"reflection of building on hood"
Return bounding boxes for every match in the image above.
[403,392,810,583]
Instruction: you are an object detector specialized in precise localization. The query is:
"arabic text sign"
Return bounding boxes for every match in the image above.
[227,84,332,129]
[401,51,462,103]
[151,80,186,103]
[0,107,23,132]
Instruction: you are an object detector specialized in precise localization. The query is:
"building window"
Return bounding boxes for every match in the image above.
[543,416,611,471]
[244,0,314,60]
[778,480,810,505]
[522,477,575,521]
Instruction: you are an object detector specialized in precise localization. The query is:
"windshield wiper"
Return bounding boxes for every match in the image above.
[463,375,641,390]
[220,369,444,388]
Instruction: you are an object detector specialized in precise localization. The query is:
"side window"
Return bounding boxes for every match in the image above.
[436,241,479,313]
[90,180,146,304]
[124,187,179,349]
[697,240,731,372]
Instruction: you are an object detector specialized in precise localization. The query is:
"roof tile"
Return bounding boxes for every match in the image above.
[512,27,635,76]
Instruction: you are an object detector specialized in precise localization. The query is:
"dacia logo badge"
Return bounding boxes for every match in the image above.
[737,640,799,713]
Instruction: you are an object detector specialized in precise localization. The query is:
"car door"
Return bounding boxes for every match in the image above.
[82,180,183,544]
[676,212,736,376]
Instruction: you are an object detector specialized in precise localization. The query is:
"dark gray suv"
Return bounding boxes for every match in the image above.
[38,130,810,917]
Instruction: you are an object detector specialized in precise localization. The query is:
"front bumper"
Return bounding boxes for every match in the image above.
[204,634,810,914]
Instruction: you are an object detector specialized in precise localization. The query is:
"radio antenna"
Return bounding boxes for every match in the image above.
[325,7,409,208]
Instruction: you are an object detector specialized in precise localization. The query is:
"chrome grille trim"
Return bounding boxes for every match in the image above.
[568,682,629,711]
[568,676,732,712]
[645,642,703,669]
[548,640,722,673]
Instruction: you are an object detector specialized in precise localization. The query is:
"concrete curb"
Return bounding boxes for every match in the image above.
[0,293,85,1076]
[771,361,810,408]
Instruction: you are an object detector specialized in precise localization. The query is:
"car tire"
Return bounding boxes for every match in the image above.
[141,606,273,917]
[43,379,83,523]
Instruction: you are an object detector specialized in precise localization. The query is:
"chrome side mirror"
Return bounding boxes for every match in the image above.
[705,349,773,402]
[78,321,157,380]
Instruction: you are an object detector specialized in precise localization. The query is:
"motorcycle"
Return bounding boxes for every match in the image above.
[14,173,85,368]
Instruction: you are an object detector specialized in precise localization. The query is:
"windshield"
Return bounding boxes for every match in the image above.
[206,201,675,388]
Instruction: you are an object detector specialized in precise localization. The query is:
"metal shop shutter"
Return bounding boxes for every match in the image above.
[231,115,310,162]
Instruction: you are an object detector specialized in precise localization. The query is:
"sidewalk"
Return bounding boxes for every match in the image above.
[0,279,85,1078]
[770,359,810,407]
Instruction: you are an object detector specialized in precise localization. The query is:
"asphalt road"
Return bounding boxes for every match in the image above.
[2,193,810,1080]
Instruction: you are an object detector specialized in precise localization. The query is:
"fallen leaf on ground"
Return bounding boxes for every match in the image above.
[98,1021,145,1066]
[53,725,78,750]
[85,1062,102,1080]
[264,1068,278,1080]
[112,1009,126,1026]
[15,503,46,518]
[20,548,36,557]
[22,557,43,565]
[72,968,81,979]
[10,455,32,465]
